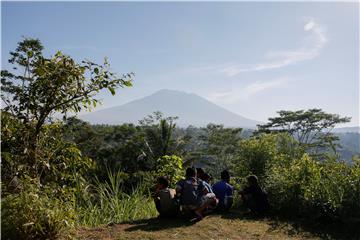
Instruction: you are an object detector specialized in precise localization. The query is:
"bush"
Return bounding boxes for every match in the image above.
[234,133,301,180]
[266,154,360,223]
[156,155,183,187]
[1,179,76,240]
[1,119,93,240]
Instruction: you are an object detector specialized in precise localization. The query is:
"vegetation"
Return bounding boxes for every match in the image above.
[77,170,157,227]
[256,109,351,156]
[1,38,360,240]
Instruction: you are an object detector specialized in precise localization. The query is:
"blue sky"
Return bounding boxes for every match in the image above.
[2,2,359,126]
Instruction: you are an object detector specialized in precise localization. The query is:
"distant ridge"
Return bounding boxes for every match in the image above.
[333,126,360,133]
[81,89,261,128]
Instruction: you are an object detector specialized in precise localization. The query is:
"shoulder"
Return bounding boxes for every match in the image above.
[176,179,185,187]
[213,181,222,187]
[243,186,252,193]
[197,179,205,187]
[204,181,211,187]
[225,183,234,193]
[226,183,233,189]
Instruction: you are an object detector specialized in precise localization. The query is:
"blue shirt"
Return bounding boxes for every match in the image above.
[212,180,233,208]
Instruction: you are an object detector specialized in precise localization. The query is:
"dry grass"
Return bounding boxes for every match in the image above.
[76,212,321,240]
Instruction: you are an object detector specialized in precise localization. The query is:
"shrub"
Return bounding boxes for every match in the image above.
[156,155,183,187]
[234,133,299,180]
[266,153,360,224]
[1,179,76,240]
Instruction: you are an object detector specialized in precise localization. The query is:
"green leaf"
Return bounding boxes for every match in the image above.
[27,51,33,58]
[94,68,99,74]
[108,87,115,95]
[124,80,132,87]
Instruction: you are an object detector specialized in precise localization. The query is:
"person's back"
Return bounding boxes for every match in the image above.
[240,175,269,215]
[212,170,233,211]
[176,167,211,220]
[154,177,179,217]
[177,177,204,206]
[157,188,179,217]
[203,180,213,194]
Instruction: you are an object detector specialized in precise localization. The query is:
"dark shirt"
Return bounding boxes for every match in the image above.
[242,185,269,213]
[176,177,205,206]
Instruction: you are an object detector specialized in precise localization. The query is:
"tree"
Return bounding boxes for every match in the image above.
[139,111,181,162]
[197,124,242,178]
[256,109,350,156]
[1,38,134,163]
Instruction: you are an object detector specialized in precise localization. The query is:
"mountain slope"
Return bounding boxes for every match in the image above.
[81,89,261,128]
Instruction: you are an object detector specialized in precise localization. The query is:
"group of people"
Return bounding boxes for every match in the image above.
[153,167,269,220]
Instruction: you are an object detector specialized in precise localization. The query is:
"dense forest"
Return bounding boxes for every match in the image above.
[1,39,360,240]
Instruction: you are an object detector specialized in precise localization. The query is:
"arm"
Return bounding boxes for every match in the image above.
[175,181,183,198]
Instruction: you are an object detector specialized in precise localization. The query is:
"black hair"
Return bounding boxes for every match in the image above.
[221,170,230,181]
[196,168,205,175]
[203,173,212,182]
[186,167,197,178]
[247,175,259,186]
[196,168,205,179]
[157,176,169,188]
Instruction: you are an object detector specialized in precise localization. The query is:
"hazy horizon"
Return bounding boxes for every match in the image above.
[2,2,359,127]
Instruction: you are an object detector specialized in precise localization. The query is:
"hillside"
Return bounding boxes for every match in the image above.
[336,132,360,160]
[81,89,261,128]
[333,127,360,133]
[75,212,357,240]
[76,215,316,240]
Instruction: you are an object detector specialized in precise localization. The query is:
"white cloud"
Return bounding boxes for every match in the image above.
[207,77,290,103]
[304,21,315,31]
[201,18,327,77]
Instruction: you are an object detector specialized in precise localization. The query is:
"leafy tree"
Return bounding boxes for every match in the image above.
[197,124,242,178]
[256,109,350,156]
[139,111,183,161]
[62,118,150,180]
[1,38,134,165]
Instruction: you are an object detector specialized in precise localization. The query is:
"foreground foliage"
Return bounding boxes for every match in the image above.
[2,178,76,240]
[77,171,158,227]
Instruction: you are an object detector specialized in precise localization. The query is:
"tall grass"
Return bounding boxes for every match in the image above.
[77,170,157,227]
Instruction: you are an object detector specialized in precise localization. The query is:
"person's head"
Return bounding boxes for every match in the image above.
[221,170,230,182]
[203,173,212,183]
[186,167,197,178]
[157,176,169,189]
[196,168,205,180]
[247,175,259,186]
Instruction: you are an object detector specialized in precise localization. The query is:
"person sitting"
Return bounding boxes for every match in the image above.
[201,173,218,210]
[176,167,210,220]
[196,167,206,180]
[196,168,212,193]
[153,176,180,217]
[202,173,214,193]
[212,170,234,211]
[239,175,269,215]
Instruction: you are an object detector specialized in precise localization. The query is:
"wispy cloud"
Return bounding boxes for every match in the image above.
[200,18,327,77]
[207,77,290,103]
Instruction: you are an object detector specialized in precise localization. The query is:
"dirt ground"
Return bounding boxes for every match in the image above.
[75,212,325,240]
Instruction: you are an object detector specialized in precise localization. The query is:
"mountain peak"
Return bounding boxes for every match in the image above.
[81,89,261,128]
[152,89,193,96]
